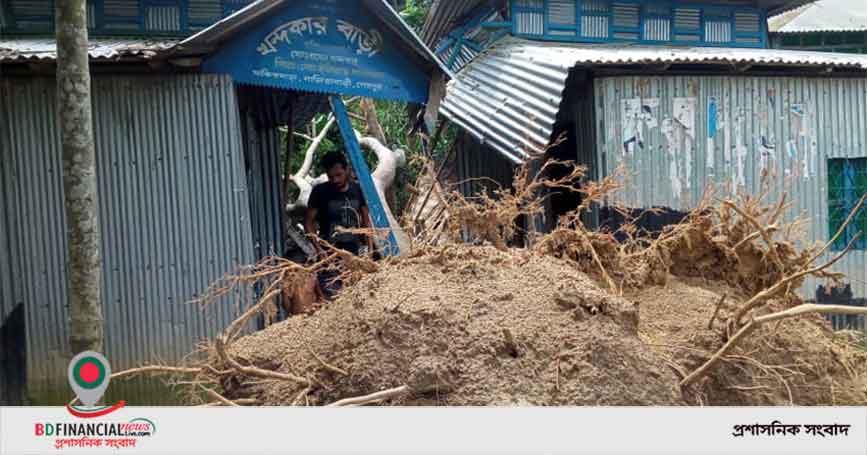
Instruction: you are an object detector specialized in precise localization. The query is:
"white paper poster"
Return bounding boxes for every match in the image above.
[621,98,660,155]
[758,89,776,172]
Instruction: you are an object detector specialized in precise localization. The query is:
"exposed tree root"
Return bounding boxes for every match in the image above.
[682,304,867,388]
[111,158,866,407]
[214,336,311,386]
[200,386,241,407]
[707,294,727,330]
[307,347,349,377]
[729,237,857,328]
[112,365,203,380]
[326,385,411,407]
[198,398,260,407]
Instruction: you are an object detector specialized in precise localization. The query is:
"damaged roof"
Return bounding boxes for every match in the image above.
[421,0,492,47]
[441,36,867,163]
[768,0,867,33]
[0,38,177,63]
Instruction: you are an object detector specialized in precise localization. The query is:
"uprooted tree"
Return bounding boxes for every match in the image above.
[109,154,867,406]
[282,97,410,253]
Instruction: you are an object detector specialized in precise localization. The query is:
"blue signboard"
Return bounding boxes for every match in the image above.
[202,0,430,103]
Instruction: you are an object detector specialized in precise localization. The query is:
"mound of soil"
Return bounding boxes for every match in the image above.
[163,165,867,407]
[219,244,866,406]
[225,246,685,405]
[630,276,867,406]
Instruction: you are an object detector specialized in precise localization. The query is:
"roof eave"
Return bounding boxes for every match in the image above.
[169,0,448,76]
[767,0,819,18]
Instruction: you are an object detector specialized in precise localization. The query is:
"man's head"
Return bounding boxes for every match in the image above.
[321,151,349,189]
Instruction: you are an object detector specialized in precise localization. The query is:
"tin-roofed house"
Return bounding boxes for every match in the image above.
[424,0,867,330]
[769,0,867,53]
[1,0,443,404]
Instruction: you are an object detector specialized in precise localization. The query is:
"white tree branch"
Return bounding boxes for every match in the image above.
[296,115,335,180]
[358,135,409,252]
[287,173,327,213]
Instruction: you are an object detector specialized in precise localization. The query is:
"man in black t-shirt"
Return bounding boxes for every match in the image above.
[304,151,374,256]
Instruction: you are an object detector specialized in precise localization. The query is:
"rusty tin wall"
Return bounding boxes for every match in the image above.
[593,74,867,306]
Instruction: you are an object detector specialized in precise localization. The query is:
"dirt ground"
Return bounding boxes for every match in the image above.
[215,244,866,406]
[629,276,866,406]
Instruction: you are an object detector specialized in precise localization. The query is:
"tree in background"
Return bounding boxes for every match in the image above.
[399,0,432,32]
[55,0,104,353]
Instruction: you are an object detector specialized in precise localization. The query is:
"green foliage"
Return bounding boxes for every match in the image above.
[399,0,433,33]
[369,98,457,216]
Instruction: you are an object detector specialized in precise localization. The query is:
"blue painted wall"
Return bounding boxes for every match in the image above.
[201,1,430,103]
[509,0,767,48]
[0,0,250,36]
[433,0,768,73]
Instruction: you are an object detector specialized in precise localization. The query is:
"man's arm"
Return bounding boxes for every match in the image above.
[304,207,322,255]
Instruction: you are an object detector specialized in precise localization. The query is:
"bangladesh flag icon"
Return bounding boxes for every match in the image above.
[67,351,112,407]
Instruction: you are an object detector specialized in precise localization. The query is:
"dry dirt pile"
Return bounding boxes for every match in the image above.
[630,277,866,405]
[214,243,865,406]
[226,246,684,405]
[133,168,867,407]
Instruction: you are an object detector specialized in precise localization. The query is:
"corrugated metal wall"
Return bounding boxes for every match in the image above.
[0,74,255,401]
[240,113,285,260]
[0,77,13,324]
[234,85,330,261]
[593,74,867,306]
[572,79,600,228]
[0,73,28,405]
[454,132,517,199]
[1,75,71,397]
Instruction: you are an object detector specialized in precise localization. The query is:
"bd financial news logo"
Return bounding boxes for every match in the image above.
[33,351,156,450]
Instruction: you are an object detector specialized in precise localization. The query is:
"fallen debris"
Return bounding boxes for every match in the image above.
[113,163,867,407]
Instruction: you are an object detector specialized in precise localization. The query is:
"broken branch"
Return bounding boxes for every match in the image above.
[295,115,335,180]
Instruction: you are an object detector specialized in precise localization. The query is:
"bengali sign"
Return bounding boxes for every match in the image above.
[202,1,429,103]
